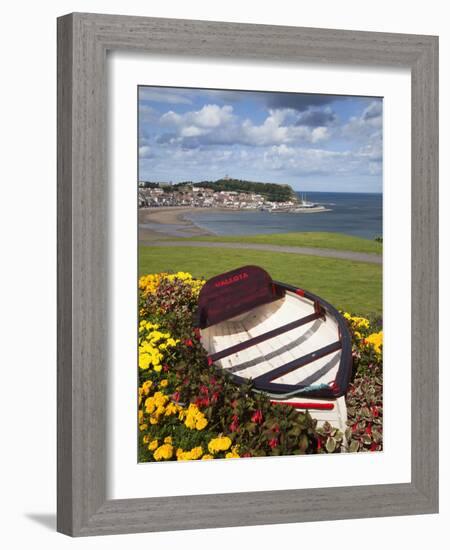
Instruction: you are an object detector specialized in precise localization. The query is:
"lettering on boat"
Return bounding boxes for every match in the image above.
[214,272,249,288]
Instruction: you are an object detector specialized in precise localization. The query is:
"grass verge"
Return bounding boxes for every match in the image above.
[139,245,382,315]
[168,232,382,255]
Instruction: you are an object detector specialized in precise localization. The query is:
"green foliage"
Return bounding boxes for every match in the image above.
[343,314,383,452]
[194,178,296,202]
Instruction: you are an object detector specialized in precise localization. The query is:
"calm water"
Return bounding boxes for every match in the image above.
[184,192,382,240]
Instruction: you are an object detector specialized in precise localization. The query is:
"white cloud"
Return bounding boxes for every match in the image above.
[159,106,332,148]
[342,100,382,139]
[161,104,234,130]
[139,145,152,158]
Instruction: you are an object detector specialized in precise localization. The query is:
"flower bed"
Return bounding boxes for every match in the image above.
[138,272,383,461]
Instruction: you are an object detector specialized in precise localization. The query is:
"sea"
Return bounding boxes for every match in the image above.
[184,192,382,240]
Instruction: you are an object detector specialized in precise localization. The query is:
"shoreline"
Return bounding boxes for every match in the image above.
[138,206,378,243]
[139,207,219,241]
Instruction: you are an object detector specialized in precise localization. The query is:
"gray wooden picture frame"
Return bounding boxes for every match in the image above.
[57,12,439,537]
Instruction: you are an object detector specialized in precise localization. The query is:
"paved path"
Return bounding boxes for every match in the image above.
[143,240,382,264]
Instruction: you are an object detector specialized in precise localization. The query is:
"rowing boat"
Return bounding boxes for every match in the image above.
[195,265,352,432]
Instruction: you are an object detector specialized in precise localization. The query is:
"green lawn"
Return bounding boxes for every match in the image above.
[167,232,382,255]
[139,245,382,315]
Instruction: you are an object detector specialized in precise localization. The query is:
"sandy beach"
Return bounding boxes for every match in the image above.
[139,207,218,241]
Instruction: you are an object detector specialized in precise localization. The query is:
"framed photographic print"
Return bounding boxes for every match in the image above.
[57,13,438,536]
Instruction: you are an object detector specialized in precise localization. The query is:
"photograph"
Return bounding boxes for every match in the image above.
[137,85,383,461]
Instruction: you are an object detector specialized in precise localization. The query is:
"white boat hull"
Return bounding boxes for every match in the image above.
[200,290,348,431]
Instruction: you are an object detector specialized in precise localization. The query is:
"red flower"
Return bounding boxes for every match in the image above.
[230,414,240,433]
[365,424,372,435]
[162,364,169,372]
[185,339,193,347]
[273,424,280,433]
[211,391,220,403]
[209,376,217,386]
[251,409,263,424]
[200,384,209,396]
[242,452,252,458]
[317,438,322,450]
[371,406,379,417]
[268,438,279,449]
[370,442,378,452]
[195,396,210,408]
[231,400,238,409]
[172,391,180,402]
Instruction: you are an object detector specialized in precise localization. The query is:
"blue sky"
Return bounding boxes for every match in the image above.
[138,87,382,193]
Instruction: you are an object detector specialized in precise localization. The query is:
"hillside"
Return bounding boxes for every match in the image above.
[194,178,296,202]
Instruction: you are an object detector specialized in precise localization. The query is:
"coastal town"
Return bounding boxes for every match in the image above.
[138,179,329,213]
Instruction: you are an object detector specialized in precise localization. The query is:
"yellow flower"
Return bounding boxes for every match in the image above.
[225,451,240,459]
[208,436,232,454]
[164,436,172,444]
[160,379,168,388]
[154,364,162,373]
[153,443,173,461]
[176,447,184,459]
[145,397,156,414]
[196,416,208,431]
[164,402,178,416]
[153,392,168,407]
[143,435,150,444]
[365,331,383,355]
[177,451,191,461]
[139,353,151,370]
[148,439,158,451]
[201,454,214,460]
[142,380,153,394]
[176,446,203,461]
[189,446,203,460]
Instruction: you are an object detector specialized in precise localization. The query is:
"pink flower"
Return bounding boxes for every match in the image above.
[251,409,263,424]
[268,438,278,449]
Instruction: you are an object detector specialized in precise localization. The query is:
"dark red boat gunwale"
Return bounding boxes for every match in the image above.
[195,267,352,399]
